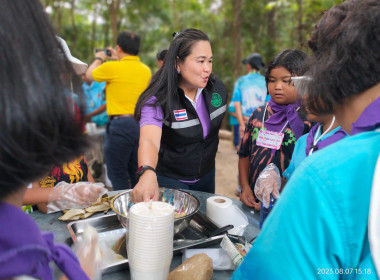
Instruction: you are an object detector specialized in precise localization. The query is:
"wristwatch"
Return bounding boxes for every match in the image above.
[136,165,156,181]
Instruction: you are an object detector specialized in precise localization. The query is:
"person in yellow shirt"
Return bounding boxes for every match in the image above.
[85,30,151,190]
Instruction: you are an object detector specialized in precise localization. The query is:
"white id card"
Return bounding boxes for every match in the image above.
[256,130,284,150]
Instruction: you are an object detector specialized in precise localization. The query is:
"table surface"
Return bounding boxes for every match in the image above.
[31,190,260,280]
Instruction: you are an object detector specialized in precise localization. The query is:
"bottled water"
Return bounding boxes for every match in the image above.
[259,194,276,228]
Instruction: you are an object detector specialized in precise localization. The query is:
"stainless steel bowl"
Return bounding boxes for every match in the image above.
[110,188,200,234]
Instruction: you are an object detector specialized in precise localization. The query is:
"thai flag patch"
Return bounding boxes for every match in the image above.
[173,109,188,121]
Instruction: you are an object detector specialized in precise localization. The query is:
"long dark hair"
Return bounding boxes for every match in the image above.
[306,0,380,114]
[0,0,89,199]
[135,28,212,121]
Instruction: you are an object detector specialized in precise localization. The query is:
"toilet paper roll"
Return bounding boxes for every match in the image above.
[206,196,248,236]
[206,196,233,228]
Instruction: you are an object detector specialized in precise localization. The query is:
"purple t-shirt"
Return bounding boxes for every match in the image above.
[139,90,210,138]
[0,202,89,280]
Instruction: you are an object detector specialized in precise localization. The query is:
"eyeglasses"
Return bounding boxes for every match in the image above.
[291,76,312,96]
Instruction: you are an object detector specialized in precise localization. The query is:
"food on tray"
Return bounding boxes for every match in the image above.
[168,253,213,280]
[58,193,115,221]
[85,203,111,213]
[111,252,125,262]
[174,211,187,219]
[113,235,127,257]
[59,209,86,221]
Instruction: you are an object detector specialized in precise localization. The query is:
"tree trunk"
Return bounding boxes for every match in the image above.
[70,0,77,50]
[231,0,242,82]
[266,4,276,61]
[90,3,99,58]
[297,0,303,49]
[52,0,62,33]
[109,0,120,45]
[103,20,110,48]
[43,0,51,7]
[171,0,180,31]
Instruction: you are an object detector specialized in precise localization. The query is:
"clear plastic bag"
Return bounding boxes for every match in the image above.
[182,248,234,270]
[72,225,116,280]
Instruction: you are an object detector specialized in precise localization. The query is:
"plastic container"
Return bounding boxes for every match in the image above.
[259,194,276,228]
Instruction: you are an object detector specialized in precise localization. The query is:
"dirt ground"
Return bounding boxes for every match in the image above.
[215,130,240,200]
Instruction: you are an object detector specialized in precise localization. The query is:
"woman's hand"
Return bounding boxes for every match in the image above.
[132,170,160,202]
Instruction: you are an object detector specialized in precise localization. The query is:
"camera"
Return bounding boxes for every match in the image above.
[95,48,112,57]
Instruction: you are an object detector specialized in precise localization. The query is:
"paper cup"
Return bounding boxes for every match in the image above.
[130,265,171,280]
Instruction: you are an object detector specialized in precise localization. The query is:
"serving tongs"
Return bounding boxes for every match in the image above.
[173,223,234,250]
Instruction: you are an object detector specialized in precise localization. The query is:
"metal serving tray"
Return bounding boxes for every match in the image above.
[67,212,227,274]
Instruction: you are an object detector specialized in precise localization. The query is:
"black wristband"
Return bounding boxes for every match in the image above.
[136,165,156,181]
[95,57,104,63]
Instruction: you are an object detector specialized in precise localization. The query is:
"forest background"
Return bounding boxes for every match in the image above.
[43,0,342,129]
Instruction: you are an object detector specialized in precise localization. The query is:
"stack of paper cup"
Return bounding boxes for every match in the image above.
[128,201,174,280]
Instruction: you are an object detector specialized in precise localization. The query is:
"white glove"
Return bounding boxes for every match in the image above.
[47,181,107,213]
[254,163,281,208]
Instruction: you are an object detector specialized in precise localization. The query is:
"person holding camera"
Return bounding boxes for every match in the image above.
[85,30,151,190]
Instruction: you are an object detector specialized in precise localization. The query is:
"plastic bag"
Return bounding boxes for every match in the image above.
[72,225,115,280]
[47,181,107,213]
[182,248,234,270]
[254,163,281,208]
[168,253,213,280]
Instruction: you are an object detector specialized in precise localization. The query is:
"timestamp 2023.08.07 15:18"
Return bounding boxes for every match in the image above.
[317,268,372,275]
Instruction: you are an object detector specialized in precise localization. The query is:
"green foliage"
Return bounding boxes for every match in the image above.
[42,0,342,128]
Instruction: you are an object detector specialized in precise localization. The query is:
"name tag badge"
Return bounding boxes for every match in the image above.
[256,130,284,150]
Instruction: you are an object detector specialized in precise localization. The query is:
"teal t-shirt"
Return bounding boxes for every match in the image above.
[283,126,344,180]
[231,72,267,117]
[233,128,380,280]
[228,101,238,126]
[82,81,108,126]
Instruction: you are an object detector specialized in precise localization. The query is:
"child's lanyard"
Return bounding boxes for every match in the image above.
[308,115,336,156]
[257,104,300,150]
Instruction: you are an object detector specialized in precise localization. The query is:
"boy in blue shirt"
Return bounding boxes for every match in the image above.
[82,74,107,126]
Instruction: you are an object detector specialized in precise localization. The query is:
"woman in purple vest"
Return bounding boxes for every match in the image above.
[133,29,228,202]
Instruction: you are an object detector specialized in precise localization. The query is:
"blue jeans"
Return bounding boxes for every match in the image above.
[104,117,139,190]
[157,167,215,194]
[233,124,240,147]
